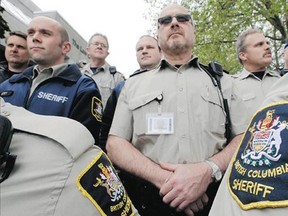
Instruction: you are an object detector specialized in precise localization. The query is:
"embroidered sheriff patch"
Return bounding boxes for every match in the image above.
[77,151,135,215]
[228,102,288,210]
[91,96,102,121]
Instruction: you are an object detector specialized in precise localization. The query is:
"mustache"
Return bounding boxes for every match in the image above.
[264,49,272,55]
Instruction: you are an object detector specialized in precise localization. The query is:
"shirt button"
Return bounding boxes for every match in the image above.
[179,88,183,91]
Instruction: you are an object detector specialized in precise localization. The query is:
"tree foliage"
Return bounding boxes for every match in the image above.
[144,0,288,74]
[0,3,10,39]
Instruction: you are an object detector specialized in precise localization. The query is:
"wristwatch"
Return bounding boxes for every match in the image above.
[205,160,222,182]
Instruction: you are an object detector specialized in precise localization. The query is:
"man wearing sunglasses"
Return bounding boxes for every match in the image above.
[0,31,31,83]
[107,3,247,216]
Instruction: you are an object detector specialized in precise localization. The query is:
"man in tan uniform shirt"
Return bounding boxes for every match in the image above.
[106,3,248,216]
[232,28,281,119]
[82,33,125,109]
[209,75,288,216]
[0,99,139,216]
[99,35,162,149]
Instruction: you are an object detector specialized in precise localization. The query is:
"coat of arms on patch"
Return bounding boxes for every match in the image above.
[241,109,286,166]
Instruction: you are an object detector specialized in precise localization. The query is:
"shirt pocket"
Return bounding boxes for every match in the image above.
[128,90,163,136]
[98,79,113,93]
[200,86,226,134]
[241,92,256,101]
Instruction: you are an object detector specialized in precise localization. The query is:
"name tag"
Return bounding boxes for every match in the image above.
[146,113,174,134]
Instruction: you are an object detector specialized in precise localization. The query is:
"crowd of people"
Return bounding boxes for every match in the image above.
[1,2,288,216]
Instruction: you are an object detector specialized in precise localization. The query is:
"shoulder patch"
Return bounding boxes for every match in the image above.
[91,96,102,122]
[228,102,288,210]
[77,151,136,216]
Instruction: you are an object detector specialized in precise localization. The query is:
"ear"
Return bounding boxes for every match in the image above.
[62,41,71,55]
[156,34,160,48]
[239,52,247,62]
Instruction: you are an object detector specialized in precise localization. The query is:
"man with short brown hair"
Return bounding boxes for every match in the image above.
[0,31,30,83]
[0,16,102,145]
[232,28,281,119]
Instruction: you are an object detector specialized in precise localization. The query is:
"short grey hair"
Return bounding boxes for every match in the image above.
[236,28,261,64]
[88,33,109,48]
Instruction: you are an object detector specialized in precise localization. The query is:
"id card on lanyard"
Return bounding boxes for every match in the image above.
[145,94,174,135]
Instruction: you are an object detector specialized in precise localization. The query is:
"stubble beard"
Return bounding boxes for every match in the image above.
[169,41,189,55]
[9,60,28,69]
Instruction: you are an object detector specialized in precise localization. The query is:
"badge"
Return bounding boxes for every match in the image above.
[91,96,102,121]
[228,102,288,210]
[77,151,136,215]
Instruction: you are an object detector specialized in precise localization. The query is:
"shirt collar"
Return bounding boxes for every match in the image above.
[159,56,200,70]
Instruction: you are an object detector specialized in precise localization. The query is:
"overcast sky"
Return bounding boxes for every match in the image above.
[31,0,153,78]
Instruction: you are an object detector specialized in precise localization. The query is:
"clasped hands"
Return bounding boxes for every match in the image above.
[159,162,212,216]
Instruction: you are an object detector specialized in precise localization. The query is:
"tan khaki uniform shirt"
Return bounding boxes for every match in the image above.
[232,68,280,119]
[109,58,248,164]
[82,62,125,108]
[0,101,139,216]
[261,73,288,106]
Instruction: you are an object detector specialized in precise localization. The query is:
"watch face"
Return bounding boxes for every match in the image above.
[215,170,222,181]
[205,160,222,181]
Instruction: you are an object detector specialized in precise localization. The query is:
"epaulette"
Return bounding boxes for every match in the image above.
[129,69,148,78]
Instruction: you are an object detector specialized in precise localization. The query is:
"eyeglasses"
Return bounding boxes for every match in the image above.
[158,14,192,25]
[90,42,108,48]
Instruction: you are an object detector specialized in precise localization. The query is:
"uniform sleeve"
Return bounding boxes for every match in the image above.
[109,84,133,141]
[70,84,102,146]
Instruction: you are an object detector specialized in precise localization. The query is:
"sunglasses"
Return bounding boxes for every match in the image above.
[158,14,191,25]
